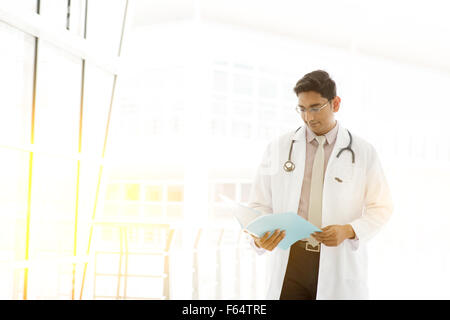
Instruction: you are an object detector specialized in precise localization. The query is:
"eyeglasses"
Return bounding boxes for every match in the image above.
[296,100,330,114]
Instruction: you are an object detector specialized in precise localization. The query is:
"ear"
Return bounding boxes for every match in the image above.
[332,96,341,112]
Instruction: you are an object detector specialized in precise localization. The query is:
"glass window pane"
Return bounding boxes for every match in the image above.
[94,275,119,297]
[95,253,120,274]
[124,183,140,201]
[82,63,115,159]
[167,185,183,202]
[86,0,127,55]
[0,21,34,145]
[233,74,253,95]
[142,205,163,218]
[27,263,72,299]
[122,203,140,217]
[127,254,163,275]
[213,70,228,92]
[67,0,86,36]
[258,77,278,99]
[210,96,227,116]
[99,226,120,242]
[232,101,253,118]
[0,22,34,299]
[39,0,68,30]
[106,183,122,201]
[210,118,227,137]
[258,125,276,140]
[29,156,77,250]
[1,0,38,13]
[167,205,182,219]
[259,103,278,122]
[34,41,82,153]
[27,155,77,299]
[145,186,162,202]
[0,149,29,255]
[126,277,163,298]
[103,203,121,217]
[231,121,251,139]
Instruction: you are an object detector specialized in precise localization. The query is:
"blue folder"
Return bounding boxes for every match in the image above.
[219,195,322,250]
[246,212,322,250]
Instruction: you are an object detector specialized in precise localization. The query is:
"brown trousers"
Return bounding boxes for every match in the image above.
[279,240,320,300]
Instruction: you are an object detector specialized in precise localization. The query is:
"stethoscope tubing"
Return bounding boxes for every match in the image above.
[284,126,355,172]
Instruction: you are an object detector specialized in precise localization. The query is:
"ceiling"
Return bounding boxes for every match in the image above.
[130,0,450,73]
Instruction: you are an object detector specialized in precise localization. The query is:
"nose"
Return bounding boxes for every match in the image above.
[304,111,315,122]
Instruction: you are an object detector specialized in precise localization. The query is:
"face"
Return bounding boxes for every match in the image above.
[297,91,341,135]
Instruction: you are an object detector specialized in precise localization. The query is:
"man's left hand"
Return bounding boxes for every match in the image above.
[311,224,355,247]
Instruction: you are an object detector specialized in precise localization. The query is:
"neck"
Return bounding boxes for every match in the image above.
[313,120,337,136]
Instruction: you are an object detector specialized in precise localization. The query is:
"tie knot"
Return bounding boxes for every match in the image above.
[315,135,326,146]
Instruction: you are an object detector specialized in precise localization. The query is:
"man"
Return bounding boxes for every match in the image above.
[247,70,393,299]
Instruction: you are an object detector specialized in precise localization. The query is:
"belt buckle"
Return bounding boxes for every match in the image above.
[305,242,320,252]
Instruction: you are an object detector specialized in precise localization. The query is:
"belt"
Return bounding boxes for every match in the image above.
[296,240,321,253]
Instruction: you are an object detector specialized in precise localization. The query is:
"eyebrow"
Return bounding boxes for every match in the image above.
[298,103,322,108]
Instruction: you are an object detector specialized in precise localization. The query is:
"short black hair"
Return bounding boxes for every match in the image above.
[293,70,336,100]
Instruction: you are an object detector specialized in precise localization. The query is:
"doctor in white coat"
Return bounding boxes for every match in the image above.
[247,70,393,300]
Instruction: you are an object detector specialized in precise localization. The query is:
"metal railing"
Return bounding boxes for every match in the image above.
[88,224,265,300]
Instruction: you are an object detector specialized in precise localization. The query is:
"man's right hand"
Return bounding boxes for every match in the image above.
[248,229,286,251]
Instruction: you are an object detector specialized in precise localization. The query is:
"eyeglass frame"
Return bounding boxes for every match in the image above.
[296,99,332,114]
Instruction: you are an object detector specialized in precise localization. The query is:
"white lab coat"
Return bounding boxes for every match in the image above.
[248,124,393,300]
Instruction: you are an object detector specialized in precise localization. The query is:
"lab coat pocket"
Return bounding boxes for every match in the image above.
[327,164,365,217]
[330,164,355,184]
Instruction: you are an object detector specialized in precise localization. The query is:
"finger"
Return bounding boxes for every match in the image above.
[311,234,322,241]
[311,234,327,244]
[260,231,270,242]
[251,233,262,241]
[247,232,257,240]
[314,233,338,243]
[321,237,337,246]
[322,240,337,247]
[312,231,325,238]
[264,229,281,246]
[263,229,281,249]
[316,228,334,237]
[254,232,269,248]
[312,231,329,240]
[270,230,286,250]
[315,233,335,242]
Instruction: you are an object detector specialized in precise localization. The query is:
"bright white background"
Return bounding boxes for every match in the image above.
[112,0,450,299]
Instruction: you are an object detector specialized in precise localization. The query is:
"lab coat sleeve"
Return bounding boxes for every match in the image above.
[248,235,267,255]
[247,143,274,255]
[348,147,393,251]
[248,144,274,215]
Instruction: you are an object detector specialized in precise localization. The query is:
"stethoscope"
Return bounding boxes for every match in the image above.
[283,126,355,172]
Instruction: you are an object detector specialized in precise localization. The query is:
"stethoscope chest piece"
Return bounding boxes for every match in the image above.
[283,160,295,172]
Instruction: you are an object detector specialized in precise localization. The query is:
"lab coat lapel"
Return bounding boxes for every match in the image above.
[325,124,349,173]
[285,126,306,213]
